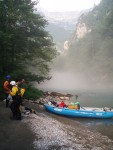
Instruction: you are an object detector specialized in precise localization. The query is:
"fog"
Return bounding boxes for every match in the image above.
[36,0,113,95]
[37,69,113,94]
[36,43,113,94]
[38,71,86,92]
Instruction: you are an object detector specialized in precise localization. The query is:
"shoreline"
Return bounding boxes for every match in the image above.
[0,100,113,150]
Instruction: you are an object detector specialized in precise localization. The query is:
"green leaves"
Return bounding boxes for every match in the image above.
[0,0,57,83]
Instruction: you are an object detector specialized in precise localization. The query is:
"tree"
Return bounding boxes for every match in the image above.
[0,0,57,83]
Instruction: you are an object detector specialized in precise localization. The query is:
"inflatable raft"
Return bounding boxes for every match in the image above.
[44,104,113,119]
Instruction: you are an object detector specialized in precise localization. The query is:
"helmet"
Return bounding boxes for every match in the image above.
[6,75,11,79]
[10,81,16,86]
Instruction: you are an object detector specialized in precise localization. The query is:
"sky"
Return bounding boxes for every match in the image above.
[38,0,101,12]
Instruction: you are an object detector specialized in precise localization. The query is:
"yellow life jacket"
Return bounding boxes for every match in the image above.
[10,86,18,96]
[68,105,79,110]
[10,86,25,97]
[68,102,80,110]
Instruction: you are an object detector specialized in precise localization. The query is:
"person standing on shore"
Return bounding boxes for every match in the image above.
[3,75,11,107]
[10,81,25,120]
[16,79,25,88]
[16,78,26,104]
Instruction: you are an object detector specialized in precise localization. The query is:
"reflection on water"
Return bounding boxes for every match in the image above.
[73,117,113,140]
[74,118,113,141]
[75,118,113,125]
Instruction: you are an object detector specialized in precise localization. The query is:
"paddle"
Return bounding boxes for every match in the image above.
[80,106,85,110]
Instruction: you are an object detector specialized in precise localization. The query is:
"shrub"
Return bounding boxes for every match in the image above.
[24,85,43,100]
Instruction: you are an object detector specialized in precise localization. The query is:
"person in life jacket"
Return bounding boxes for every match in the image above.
[16,78,26,89]
[10,81,25,120]
[68,102,80,110]
[3,75,11,107]
[16,78,26,100]
[58,101,67,108]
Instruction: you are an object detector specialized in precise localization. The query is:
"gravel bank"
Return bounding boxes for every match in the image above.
[0,100,113,150]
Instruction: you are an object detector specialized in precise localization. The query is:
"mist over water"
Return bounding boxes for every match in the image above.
[37,70,113,93]
[36,70,113,107]
[38,71,88,92]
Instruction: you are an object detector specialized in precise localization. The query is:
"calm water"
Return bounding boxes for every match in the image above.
[75,118,113,140]
[71,90,113,108]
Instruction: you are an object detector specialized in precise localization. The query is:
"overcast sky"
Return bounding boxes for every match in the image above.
[38,0,101,12]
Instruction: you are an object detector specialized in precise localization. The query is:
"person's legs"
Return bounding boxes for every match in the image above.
[15,97,22,120]
[10,96,18,119]
[10,102,17,119]
[16,104,21,120]
[5,93,9,107]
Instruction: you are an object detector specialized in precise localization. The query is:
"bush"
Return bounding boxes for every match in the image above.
[24,85,44,100]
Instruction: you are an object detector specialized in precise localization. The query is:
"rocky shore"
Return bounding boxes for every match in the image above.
[0,99,113,150]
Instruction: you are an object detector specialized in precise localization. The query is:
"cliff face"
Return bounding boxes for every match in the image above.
[63,18,91,53]
[76,22,91,39]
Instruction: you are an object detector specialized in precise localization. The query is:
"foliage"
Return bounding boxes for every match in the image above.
[0,0,57,83]
[24,85,43,100]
